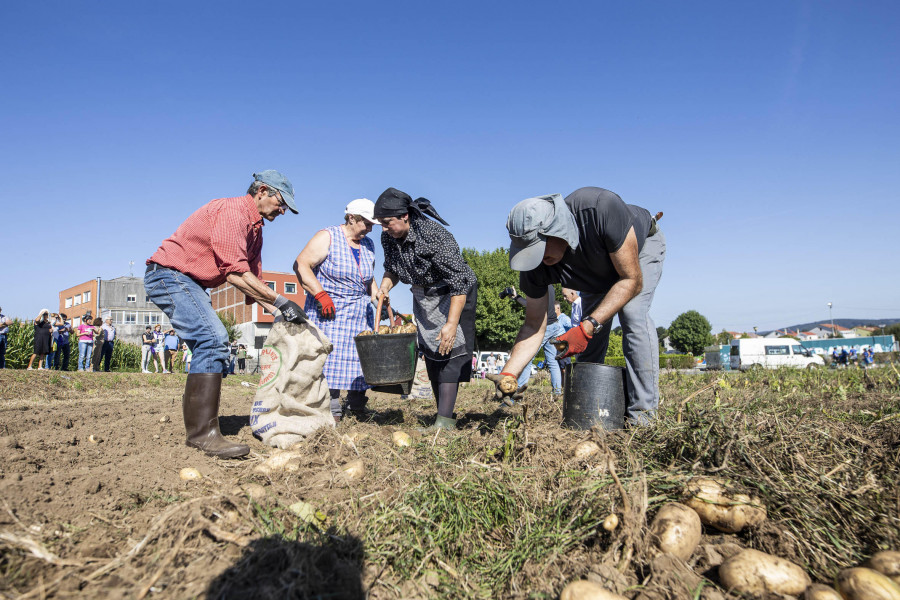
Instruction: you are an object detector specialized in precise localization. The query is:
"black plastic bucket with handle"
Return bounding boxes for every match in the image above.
[562,362,627,430]
[354,332,417,387]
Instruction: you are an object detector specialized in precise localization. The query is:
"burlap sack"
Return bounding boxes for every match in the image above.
[250,321,335,448]
[407,356,433,399]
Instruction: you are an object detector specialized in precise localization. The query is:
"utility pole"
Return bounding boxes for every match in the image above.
[827,302,834,338]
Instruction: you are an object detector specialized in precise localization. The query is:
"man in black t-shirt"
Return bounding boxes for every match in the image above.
[497,188,666,424]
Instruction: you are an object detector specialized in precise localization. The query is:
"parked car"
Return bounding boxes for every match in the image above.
[730,339,825,370]
[473,351,510,377]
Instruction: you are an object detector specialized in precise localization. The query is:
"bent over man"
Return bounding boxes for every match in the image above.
[494,187,665,425]
[144,171,308,458]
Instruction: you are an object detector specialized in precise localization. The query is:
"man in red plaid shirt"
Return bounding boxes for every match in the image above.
[145,170,308,458]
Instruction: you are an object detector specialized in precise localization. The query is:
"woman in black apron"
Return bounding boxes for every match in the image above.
[374,188,478,431]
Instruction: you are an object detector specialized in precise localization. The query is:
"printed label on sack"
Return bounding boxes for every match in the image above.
[258,346,282,388]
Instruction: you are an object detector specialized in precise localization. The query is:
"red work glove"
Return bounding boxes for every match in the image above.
[553,323,593,359]
[314,291,335,320]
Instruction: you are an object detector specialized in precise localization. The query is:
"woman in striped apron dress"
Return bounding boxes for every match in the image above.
[294,199,379,422]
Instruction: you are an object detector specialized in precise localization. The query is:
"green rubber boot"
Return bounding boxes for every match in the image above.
[418,415,457,433]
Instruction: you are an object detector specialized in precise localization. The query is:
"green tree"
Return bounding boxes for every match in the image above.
[668,310,713,355]
[217,310,241,343]
[714,329,734,345]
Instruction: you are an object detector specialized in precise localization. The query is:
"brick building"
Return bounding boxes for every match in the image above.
[209,270,306,349]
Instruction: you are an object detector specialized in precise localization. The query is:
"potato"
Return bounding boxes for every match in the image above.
[241,483,268,501]
[559,580,628,600]
[602,514,619,532]
[377,325,391,334]
[836,567,900,600]
[649,503,702,561]
[498,375,518,394]
[718,548,810,597]
[356,330,374,337]
[255,450,304,475]
[398,322,417,334]
[392,431,412,447]
[573,440,601,460]
[867,551,900,584]
[682,477,766,533]
[341,460,365,480]
[804,584,843,600]
[179,467,202,481]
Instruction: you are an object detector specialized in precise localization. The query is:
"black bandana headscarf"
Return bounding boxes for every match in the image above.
[373,187,449,226]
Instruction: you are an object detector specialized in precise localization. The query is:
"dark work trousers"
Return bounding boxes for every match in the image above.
[55,343,70,370]
[0,335,6,368]
[102,341,115,372]
[578,231,666,425]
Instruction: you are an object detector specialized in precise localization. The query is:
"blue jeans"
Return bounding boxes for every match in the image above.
[78,341,93,371]
[144,265,229,374]
[518,320,564,394]
[580,231,666,424]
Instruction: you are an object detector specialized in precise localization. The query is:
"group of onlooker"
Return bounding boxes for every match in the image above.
[141,324,187,373]
[831,346,876,368]
[19,310,117,372]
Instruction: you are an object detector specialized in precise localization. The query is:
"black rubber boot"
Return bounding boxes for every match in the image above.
[183,373,250,459]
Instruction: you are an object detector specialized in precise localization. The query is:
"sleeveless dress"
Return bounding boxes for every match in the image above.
[303,225,375,391]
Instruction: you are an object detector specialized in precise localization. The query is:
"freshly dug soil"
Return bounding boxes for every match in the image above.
[1,367,898,599]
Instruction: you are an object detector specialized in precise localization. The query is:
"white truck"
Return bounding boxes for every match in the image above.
[730,338,825,371]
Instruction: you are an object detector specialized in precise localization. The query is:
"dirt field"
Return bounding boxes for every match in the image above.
[1,367,899,599]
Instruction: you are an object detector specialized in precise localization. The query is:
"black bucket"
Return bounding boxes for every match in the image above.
[354,332,417,389]
[562,363,627,430]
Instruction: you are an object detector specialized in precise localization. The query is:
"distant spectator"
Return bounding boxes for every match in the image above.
[101,318,116,372]
[53,313,71,371]
[555,301,573,332]
[46,313,59,369]
[90,317,106,372]
[228,341,238,375]
[562,287,582,326]
[0,306,10,369]
[141,326,155,373]
[163,328,179,373]
[236,344,247,374]
[76,316,97,371]
[152,324,166,373]
[182,343,192,373]
[27,309,53,370]
[863,347,875,368]
[840,347,849,367]
[487,353,497,375]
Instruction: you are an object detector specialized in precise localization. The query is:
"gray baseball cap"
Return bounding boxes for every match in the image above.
[506,194,580,271]
[253,170,298,214]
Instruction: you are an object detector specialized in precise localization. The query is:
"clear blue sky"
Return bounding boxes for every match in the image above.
[2,1,898,332]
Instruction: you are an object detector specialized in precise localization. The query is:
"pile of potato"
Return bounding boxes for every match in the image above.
[356,322,417,337]
[560,475,900,599]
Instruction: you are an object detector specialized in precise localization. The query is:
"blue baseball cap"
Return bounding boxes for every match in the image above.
[253,170,298,214]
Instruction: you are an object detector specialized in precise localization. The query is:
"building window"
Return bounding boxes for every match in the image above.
[284,282,297,294]
[65,297,72,308]
[145,295,150,303]
[265,281,275,290]
[83,291,91,302]
[73,317,81,327]
[73,294,81,306]
[127,294,136,303]
[124,313,137,324]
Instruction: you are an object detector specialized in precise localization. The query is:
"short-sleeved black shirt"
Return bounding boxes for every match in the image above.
[519,187,651,298]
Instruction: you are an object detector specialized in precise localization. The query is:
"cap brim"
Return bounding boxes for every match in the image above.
[282,191,299,214]
[509,238,546,271]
